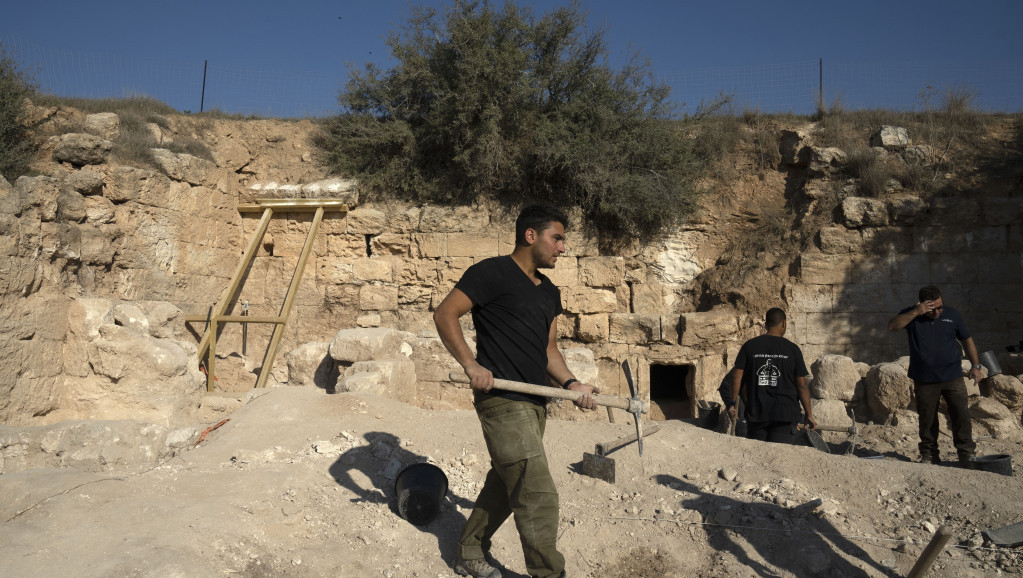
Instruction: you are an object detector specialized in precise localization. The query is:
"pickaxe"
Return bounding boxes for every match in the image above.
[447,368,649,456]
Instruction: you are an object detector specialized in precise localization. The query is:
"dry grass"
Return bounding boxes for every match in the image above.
[33,94,214,168]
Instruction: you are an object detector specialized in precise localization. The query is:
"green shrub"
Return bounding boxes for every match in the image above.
[0,43,37,181]
[324,0,707,238]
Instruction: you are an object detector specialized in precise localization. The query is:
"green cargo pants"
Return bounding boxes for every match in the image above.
[458,396,565,578]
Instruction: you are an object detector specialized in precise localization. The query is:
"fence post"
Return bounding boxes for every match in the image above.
[201,59,207,113]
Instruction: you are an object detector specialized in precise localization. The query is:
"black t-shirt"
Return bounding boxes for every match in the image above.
[734,334,809,423]
[455,256,563,405]
[901,305,971,383]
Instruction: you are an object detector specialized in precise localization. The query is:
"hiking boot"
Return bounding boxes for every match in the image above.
[959,455,977,470]
[919,454,940,465]
[454,556,501,578]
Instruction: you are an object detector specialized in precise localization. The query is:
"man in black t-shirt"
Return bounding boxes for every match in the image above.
[727,308,816,443]
[434,205,598,578]
[887,285,980,468]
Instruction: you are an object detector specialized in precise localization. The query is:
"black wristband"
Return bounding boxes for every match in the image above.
[562,378,579,388]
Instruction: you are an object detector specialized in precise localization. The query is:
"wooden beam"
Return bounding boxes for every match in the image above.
[196,207,274,361]
[185,315,285,324]
[237,199,349,213]
[254,206,324,388]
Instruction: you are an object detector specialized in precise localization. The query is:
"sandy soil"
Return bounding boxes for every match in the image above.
[2,386,1021,577]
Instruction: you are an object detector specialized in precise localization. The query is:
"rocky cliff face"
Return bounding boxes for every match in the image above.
[1,105,1020,428]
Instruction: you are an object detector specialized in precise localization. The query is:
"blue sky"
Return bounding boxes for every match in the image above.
[2,0,1020,117]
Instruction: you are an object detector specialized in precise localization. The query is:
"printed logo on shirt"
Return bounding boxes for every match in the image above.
[756,360,781,387]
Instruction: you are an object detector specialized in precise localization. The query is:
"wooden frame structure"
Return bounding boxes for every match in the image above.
[185,199,348,391]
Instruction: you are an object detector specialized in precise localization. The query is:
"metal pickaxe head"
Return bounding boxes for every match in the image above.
[621,359,644,457]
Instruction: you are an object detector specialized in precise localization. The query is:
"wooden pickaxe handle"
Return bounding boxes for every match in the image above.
[448,372,648,414]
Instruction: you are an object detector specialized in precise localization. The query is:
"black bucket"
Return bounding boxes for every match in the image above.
[697,401,721,430]
[394,463,448,525]
[971,454,1013,476]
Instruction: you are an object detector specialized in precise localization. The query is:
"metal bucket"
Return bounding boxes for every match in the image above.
[971,454,1013,476]
[696,401,721,430]
[394,463,448,525]
[979,351,1002,376]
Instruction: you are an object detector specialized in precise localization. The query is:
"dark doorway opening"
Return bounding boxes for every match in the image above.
[649,363,694,420]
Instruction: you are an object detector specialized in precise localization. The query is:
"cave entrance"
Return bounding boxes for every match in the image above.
[649,363,695,420]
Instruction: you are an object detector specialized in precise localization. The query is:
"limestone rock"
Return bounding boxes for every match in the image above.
[808,146,847,176]
[810,354,861,401]
[679,307,738,347]
[779,130,810,166]
[286,342,338,389]
[329,327,403,363]
[810,399,853,427]
[865,362,913,421]
[84,112,120,140]
[980,374,1023,411]
[338,357,417,403]
[0,420,173,474]
[580,257,625,288]
[903,144,934,165]
[64,168,105,195]
[56,189,87,223]
[85,324,204,426]
[609,314,661,344]
[970,397,1023,440]
[870,125,911,149]
[52,133,113,166]
[887,195,927,225]
[149,148,217,187]
[841,197,889,228]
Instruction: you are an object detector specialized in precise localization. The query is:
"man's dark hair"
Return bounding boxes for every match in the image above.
[765,308,787,328]
[515,205,569,247]
[919,285,942,302]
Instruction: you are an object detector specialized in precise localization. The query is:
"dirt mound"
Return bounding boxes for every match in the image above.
[2,387,1020,577]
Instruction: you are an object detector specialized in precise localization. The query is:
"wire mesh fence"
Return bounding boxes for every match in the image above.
[4,34,1021,118]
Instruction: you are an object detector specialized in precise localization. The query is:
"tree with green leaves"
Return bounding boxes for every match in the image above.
[324,0,704,238]
[0,42,36,181]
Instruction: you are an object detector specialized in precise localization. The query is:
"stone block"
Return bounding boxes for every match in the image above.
[861,227,912,254]
[832,284,882,313]
[328,327,403,362]
[412,233,447,258]
[660,316,682,344]
[359,285,398,311]
[353,258,393,282]
[841,197,889,228]
[344,357,417,403]
[798,253,852,285]
[346,207,386,234]
[370,233,411,256]
[575,314,609,343]
[982,198,1023,227]
[800,313,854,346]
[787,284,833,313]
[285,342,338,388]
[326,234,367,259]
[865,362,912,420]
[890,254,928,283]
[562,287,617,314]
[566,231,599,257]
[609,314,661,344]
[887,195,928,225]
[679,307,738,347]
[447,233,499,258]
[818,226,861,254]
[928,255,979,285]
[631,280,664,314]
[545,256,578,287]
[53,133,112,166]
[977,254,1021,284]
[809,354,861,401]
[580,257,624,288]
[419,206,490,232]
